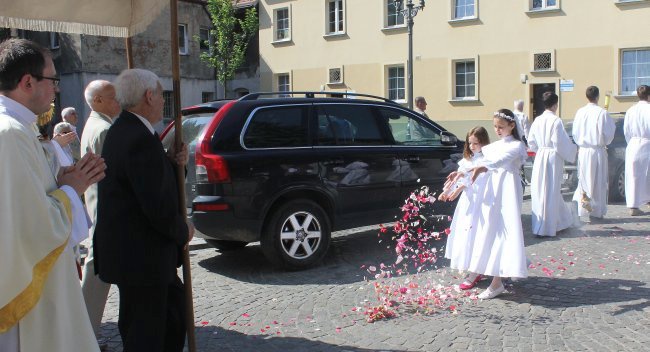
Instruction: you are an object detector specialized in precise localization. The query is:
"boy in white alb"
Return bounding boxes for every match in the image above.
[572,86,616,219]
[528,92,577,237]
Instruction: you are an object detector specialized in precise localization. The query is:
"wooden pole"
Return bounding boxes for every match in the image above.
[169,0,197,351]
[125,37,134,69]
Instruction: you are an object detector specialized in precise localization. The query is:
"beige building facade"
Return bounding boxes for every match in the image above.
[259,0,650,137]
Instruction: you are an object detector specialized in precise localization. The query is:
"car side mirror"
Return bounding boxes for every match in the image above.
[441,131,457,146]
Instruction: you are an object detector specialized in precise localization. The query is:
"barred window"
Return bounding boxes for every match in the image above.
[534,52,553,71]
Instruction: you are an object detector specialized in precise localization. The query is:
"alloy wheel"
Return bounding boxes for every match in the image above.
[279,211,322,259]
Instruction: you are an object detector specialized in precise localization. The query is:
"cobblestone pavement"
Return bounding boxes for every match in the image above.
[95,197,650,352]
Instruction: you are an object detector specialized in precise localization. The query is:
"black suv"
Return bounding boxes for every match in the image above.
[162,92,462,269]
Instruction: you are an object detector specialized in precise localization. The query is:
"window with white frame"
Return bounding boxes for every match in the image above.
[387,65,405,102]
[277,73,291,96]
[274,7,291,41]
[453,0,476,19]
[530,0,558,10]
[386,1,405,27]
[327,0,345,35]
[453,60,476,99]
[199,27,210,51]
[49,32,60,49]
[621,48,650,95]
[178,24,188,55]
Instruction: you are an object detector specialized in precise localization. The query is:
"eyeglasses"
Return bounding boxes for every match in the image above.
[33,75,60,87]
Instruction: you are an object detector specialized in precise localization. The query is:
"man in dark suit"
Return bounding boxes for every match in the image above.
[94,68,193,352]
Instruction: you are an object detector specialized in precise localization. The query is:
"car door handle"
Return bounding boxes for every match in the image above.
[405,155,420,163]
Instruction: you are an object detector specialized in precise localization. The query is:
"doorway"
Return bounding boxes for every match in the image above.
[530,83,556,120]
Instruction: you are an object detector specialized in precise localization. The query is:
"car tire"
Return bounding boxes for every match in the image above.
[206,239,248,251]
[609,164,625,202]
[261,200,331,269]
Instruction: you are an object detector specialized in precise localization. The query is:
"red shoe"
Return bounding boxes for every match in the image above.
[459,274,482,290]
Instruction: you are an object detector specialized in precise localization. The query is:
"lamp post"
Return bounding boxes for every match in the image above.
[393,0,425,109]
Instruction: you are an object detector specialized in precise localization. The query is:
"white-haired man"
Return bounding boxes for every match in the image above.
[79,79,121,346]
[61,106,81,161]
[0,38,105,352]
[513,99,530,144]
[94,69,193,352]
[414,96,429,119]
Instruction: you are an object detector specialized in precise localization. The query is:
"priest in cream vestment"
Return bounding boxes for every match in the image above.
[0,39,105,352]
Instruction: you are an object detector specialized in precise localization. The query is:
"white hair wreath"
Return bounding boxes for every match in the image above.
[493,111,515,122]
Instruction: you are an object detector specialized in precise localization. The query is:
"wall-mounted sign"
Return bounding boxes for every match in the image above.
[560,79,574,92]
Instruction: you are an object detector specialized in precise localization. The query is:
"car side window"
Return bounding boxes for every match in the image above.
[316,104,384,146]
[243,106,308,148]
[378,108,442,146]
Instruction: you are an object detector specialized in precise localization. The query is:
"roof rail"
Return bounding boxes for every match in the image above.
[239,91,401,105]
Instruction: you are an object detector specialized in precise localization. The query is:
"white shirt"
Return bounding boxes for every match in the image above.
[572,103,615,148]
[132,111,156,135]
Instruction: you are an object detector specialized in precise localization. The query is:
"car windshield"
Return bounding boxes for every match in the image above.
[161,113,214,149]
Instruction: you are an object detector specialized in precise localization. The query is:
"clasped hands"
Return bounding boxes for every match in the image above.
[53,131,77,147]
[57,152,106,195]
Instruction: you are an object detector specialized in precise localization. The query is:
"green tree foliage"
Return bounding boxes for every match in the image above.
[200,0,258,98]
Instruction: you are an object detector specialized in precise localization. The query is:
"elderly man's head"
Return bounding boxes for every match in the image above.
[61,107,78,125]
[84,80,121,119]
[114,69,164,124]
[53,121,74,136]
[513,99,524,112]
[415,96,427,112]
[0,39,58,115]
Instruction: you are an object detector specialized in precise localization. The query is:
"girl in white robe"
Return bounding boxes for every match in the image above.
[466,109,529,299]
[624,85,650,215]
[440,126,490,290]
[528,92,577,237]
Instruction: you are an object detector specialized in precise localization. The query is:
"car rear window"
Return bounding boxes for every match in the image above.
[161,113,213,149]
[243,106,309,148]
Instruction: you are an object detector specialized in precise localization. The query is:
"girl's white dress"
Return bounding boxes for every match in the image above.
[468,136,529,278]
[445,152,484,271]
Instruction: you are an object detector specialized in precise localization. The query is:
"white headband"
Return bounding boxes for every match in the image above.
[494,111,515,122]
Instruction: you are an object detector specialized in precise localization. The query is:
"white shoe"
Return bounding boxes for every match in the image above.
[478,285,505,299]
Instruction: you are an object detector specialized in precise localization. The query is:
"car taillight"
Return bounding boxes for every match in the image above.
[527,151,536,157]
[195,152,230,183]
[194,101,236,183]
